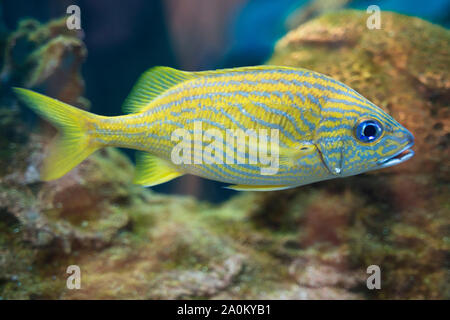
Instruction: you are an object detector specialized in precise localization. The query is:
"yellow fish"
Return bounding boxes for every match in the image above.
[14,65,414,191]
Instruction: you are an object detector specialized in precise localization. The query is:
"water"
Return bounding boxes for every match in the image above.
[0,0,448,300]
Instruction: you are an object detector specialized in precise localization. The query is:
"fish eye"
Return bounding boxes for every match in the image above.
[355,119,383,143]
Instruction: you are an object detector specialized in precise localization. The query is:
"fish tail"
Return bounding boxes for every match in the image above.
[13,87,101,181]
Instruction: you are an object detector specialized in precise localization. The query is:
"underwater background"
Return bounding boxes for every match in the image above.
[0,0,449,299]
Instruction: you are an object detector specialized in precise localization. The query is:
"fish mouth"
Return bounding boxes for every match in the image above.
[377,143,415,169]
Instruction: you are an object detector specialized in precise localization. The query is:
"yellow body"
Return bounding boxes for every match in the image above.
[14,66,414,191]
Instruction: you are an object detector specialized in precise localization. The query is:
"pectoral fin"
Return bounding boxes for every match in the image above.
[134,152,183,186]
[279,143,316,167]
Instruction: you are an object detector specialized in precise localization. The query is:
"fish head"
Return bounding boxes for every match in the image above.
[314,97,414,177]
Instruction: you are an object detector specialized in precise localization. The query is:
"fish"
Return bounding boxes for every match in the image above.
[13,65,414,191]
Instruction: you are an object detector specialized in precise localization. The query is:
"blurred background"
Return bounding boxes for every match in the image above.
[1,0,449,301]
[2,0,450,201]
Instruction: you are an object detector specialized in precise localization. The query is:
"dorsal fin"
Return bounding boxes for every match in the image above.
[122,65,308,114]
[122,66,197,114]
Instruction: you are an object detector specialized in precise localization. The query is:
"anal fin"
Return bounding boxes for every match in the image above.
[134,152,183,187]
[224,184,292,191]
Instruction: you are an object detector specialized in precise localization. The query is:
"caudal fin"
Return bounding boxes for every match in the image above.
[13,88,100,181]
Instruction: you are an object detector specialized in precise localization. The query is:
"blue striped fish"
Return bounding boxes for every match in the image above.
[13,65,414,191]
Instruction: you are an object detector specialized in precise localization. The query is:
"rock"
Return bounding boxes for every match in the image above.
[270,10,449,180]
[1,17,88,107]
[285,0,351,30]
[265,10,450,299]
[145,254,246,299]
